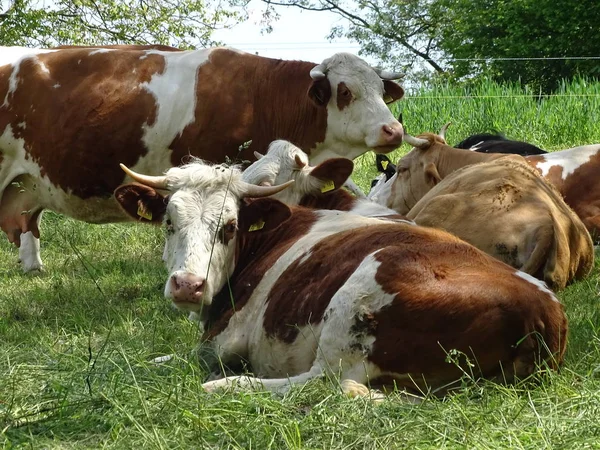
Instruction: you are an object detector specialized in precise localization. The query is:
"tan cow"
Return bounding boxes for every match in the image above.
[371,133,594,290]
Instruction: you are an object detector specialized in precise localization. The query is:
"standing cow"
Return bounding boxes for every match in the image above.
[113,160,567,400]
[0,45,404,271]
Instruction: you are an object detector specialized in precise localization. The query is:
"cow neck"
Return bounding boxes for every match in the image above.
[436,145,498,178]
[299,189,356,211]
[203,205,318,339]
[251,58,328,154]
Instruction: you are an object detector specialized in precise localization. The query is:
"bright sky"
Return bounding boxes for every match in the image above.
[211,1,373,64]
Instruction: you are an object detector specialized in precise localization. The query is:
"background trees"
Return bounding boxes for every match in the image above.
[0,0,244,47]
[263,0,600,92]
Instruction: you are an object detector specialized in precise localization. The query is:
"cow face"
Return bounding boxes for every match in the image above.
[114,162,292,313]
[243,140,353,204]
[371,134,444,215]
[308,54,405,159]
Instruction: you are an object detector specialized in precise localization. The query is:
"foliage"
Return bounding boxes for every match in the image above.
[262,0,600,92]
[1,80,600,447]
[434,0,600,93]
[0,0,245,48]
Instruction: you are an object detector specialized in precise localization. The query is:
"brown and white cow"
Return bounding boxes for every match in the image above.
[243,140,410,221]
[371,133,594,290]
[113,160,567,399]
[0,45,404,272]
[527,144,600,239]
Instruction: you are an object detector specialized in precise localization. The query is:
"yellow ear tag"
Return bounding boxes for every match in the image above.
[248,219,265,232]
[381,160,389,170]
[137,203,152,220]
[320,179,335,193]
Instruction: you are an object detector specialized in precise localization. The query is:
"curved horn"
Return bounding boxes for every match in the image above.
[310,63,327,80]
[294,154,307,169]
[254,151,264,160]
[373,67,405,80]
[239,180,294,198]
[439,122,452,140]
[403,133,430,149]
[120,163,169,190]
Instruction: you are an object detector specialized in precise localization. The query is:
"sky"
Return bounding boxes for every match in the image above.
[211,1,373,64]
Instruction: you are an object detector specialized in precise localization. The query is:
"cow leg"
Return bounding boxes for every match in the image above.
[19,211,44,273]
[202,365,323,394]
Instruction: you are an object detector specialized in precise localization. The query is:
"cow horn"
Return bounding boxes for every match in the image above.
[254,151,264,160]
[403,133,430,149]
[374,67,405,80]
[310,64,327,80]
[239,180,294,198]
[120,164,169,190]
[439,122,452,140]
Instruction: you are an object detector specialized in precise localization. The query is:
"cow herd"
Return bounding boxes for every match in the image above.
[1,44,598,401]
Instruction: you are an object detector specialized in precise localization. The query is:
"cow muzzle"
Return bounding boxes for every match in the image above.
[374,122,404,152]
[167,271,206,310]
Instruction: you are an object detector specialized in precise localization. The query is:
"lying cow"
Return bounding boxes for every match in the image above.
[243,140,409,221]
[454,133,547,155]
[0,45,405,272]
[113,160,567,399]
[371,132,593,290]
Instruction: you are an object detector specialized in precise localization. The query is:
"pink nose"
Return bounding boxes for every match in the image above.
[380,122,404,146]
[169,272,205,304]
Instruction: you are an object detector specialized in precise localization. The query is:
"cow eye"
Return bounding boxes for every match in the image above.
[165,217,174,235]
[397,167,408,174]
[340,87,352,98]
[221,219,238,242]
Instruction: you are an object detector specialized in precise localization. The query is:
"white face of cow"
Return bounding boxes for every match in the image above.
[114,162,293,314]
[310,54,405,162]
[242,140,354,204]
[162,167,241,312]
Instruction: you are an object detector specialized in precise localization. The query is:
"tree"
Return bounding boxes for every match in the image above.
[262,0,600,92]
[0,0,245,48]
[261,0,448,83]
[435,0,600,92]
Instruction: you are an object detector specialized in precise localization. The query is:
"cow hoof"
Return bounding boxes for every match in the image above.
[23,265,44,276]
[340,379,385,403]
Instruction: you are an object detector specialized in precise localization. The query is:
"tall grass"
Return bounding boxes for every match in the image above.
[1,79,600,448]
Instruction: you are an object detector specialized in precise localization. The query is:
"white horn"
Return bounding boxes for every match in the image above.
[403,134,430,149]
[254,151,264,160]
[120,164,169,190]
[439,122,452,140]
[374,67,405,80]
[239,180,294,198]
[310,63,326,80]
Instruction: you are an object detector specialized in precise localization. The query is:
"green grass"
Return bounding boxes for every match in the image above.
[2,79,600,448]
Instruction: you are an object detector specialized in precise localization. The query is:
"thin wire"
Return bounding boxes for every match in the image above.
[404,94,600,99]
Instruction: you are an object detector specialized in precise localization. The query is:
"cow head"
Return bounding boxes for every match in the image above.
[242,140,354,204]
[371,133,446,214]
[308,53,405,159]
[114,161,293,314]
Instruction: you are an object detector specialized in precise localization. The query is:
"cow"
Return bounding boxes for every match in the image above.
[243,140,409,221]
[370,132,594,290]
[113,159,567,400]
[455,133,547,156]
[0,45,405,272]
[526,144,600,239]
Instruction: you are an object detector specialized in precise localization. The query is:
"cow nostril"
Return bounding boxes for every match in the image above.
[170,274,180,291]
[193,280,204,294]
[382,124,394,136]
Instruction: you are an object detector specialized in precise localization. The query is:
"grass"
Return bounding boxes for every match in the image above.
[2,79,600,448]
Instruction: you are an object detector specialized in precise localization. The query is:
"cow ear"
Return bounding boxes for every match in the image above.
[308,78,332,107]
[424,162,442,186]
[309,158,354,192]
[239,198,292,234]
[383,80,404,104]
[114,183,167,224]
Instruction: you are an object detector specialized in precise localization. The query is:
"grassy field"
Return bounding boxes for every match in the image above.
[2,80,600,448]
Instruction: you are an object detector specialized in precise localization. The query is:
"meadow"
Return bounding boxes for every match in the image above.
[1,79,600,448]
